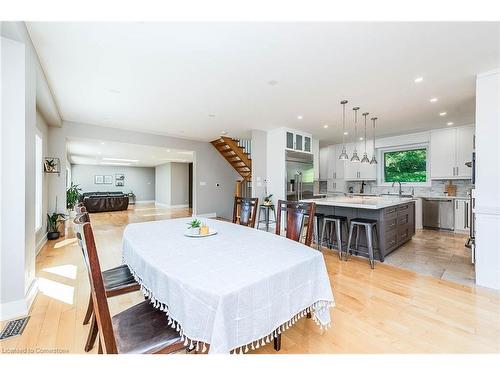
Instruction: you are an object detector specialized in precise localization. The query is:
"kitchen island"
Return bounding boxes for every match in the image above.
[303,196,416,259]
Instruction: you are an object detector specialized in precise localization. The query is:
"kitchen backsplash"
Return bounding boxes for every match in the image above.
[346,179,473,197]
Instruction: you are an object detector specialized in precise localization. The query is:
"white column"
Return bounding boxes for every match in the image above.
[251,130,267,202]
[0,37,36,319]
[475,69,500,290]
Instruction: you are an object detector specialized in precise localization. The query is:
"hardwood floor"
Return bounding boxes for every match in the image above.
[1,203,499,354]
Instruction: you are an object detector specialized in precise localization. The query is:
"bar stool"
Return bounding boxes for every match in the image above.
[257,204,276,232]
[320,215,348,260]
[313,213,325,250]
[346,218,383,269]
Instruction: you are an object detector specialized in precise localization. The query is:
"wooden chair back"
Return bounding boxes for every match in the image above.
[275,200,316,246]
[232,196,259,227]
[74,214,118,354]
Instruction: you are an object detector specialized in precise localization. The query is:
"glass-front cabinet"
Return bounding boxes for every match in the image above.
[285,129,312,154]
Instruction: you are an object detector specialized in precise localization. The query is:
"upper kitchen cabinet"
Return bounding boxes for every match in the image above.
[344,142,377,181]
[430,125,474,179]
[326,144,346,180]
[319,147,329,179]
[312,139,320,180]
[285,129,312,153]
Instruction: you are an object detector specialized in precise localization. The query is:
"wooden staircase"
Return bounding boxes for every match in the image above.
[210,137,252,181]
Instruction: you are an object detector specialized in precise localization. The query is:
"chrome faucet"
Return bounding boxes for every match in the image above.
[392,181,403,195]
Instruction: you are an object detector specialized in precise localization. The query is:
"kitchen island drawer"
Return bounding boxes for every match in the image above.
[383,206,398,220]
[398,225,410,243]
[385,218,397,232]
[382,229,398,250]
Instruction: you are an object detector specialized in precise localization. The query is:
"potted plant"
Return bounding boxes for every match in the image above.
[187,219,202,235]
[47,212,67,240]
[66,182,82,216]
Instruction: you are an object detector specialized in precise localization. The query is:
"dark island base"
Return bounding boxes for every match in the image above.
[315,201,415,260]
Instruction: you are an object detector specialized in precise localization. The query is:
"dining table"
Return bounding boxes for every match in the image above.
[122,217,334,354]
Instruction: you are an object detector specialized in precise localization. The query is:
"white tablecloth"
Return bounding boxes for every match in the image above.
[122,218,334,354]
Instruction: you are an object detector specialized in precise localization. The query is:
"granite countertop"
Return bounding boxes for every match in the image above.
[414,195,468,200]
[302,196,414,210]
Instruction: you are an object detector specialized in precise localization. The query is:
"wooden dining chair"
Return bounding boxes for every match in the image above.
[275,200,316,247]
[232,196,259,227]
[74,212,141,352]
[74,214,185,354]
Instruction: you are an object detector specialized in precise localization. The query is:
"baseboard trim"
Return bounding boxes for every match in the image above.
[36,235,47,256]
[134,200,155,204]
[0,278,39,321]
[197,212,217,218]
[154,202,189,209]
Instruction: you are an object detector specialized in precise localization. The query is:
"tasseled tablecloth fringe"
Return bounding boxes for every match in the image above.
[123,256,333,355]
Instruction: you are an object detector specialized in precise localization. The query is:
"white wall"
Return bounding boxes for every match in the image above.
[155,163,172,206]
[155,162,190,207]
[35,112,50,253]
[475,69,500,290]
[0,34,38,320]
[72,164,155,202]
[170,162,189,206]
[251,130,267,202]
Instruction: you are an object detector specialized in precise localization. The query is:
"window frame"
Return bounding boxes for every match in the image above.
[35,132,43,232]
[378,143,431,187]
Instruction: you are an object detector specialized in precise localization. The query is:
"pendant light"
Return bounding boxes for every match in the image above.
[370,117,378,165]
[338,100,349,160]
[361,112,370,163]
[351,107,360,162]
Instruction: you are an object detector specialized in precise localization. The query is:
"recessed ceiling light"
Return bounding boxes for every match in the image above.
[447,122,454,126]
[359,137,364,141]
[268,80,279,86]
[439,112,447,116]
[208,114,216,118]
[414,77,424,83]
[297,115,303,120]
[323,125,329,129]
[100,142,105,145]
[430,98,438,103]
[108,89,120,94]
[166,149,171,152]
[344,131,349,135]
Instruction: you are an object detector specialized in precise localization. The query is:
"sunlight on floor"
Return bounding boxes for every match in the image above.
[42,264,78,280]
[38,277,75,305]
[53,238,78,249]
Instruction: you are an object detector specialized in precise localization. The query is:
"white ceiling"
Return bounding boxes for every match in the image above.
[67,138,193,167]
[28,22,500,144]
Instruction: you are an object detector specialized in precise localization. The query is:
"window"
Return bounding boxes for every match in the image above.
[383,147,427,183]
[35,134,43,231]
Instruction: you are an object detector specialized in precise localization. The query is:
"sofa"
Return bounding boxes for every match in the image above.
[80,192,129,213]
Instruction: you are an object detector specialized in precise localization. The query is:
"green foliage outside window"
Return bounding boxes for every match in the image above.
[384,148,427,182]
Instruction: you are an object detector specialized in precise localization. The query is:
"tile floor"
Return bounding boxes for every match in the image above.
[384,229,475,286]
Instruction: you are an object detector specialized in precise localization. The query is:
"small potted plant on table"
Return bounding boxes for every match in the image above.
[187,219,202,235]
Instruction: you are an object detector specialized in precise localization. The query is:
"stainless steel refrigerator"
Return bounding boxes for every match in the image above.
[286,150,314,201]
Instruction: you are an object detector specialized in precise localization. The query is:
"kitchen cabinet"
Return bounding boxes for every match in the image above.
[430,125,474,179]
[285,129,312,153]
[456,126,474,178]
[327,144,345,180]
[319,147,328,179]
[312,139,320,180]
[454,198,471,233]
[344,142,377,181]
